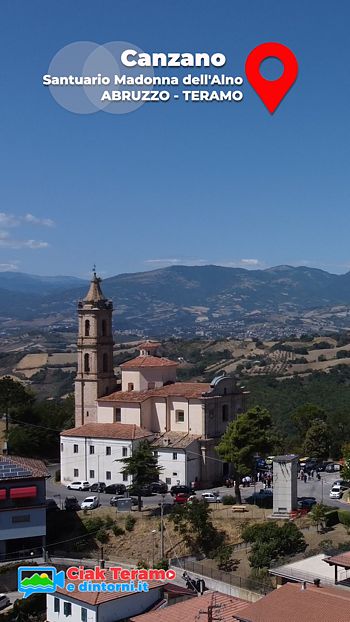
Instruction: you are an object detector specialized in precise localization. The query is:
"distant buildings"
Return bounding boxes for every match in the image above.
[0,454,48,561]
[60,272,247,488]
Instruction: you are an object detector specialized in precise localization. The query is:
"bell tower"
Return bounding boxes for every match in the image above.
[75,269,116,426]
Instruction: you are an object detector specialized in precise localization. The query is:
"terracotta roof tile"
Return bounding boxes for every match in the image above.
[151,432,202,449]
[324,551,350,568]
[138,341,161,349]
[234,583,350,622]
[121,355,178,369]
[99,382,211,403]
[61,423,153,440]
[130,591,249,622]
[0,455,49,480]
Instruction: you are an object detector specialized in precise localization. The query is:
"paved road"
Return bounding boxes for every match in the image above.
[46,465,350,512]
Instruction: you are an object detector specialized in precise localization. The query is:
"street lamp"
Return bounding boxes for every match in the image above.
[151,529,157,567]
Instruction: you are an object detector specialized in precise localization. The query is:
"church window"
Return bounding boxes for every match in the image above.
[103,353,108,372]
[101,319,107,336]
[60,443,63,452]
[128,383,134,391]
[89,470,94,479]
[84,353,90,373]
[85,320,90,336]
[173,452,178,461]
[89,446,94,455]
[74,469,79,477]
[115,408,121,422]
[176,410,185,423]
[123,473,128,482]
[222,404,229,422]
[74,445,78,454]
[106,446,111,455]
[106,471,111,480]
[122,447,128,457]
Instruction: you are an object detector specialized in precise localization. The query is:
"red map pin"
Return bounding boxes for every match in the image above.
[245,42,298,113]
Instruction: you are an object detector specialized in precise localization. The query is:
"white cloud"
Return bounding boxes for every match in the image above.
[0,261,20,271]
[0,237,49,249]
[24,213,55,227]
[240,258,260,266]
[145,258,208,267]
[0,213,19,227]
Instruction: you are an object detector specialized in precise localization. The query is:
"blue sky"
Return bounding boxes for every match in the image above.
[1,0,350,277]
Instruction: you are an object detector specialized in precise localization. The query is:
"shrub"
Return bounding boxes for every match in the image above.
[222,495,236,505]
[96,528,109,544]
[84,517,105,534]
[104,515,115,530]
[338,510,350,533]
[112,524,125,537]
[324,509,339,528]
[125,514,136,531]
[243,521,306,568]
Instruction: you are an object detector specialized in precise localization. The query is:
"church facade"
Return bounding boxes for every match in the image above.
[60,273,247,488]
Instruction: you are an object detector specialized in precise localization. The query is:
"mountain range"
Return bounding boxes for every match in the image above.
[2,265,350,336]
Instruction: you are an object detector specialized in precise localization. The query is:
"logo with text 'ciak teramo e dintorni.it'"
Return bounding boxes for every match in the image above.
[18,565,176,599]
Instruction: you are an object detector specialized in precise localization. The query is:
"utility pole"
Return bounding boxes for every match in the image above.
[160,494,165,560]
[198,603,222,622]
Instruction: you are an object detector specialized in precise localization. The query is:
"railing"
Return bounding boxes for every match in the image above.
[171,558,274,595]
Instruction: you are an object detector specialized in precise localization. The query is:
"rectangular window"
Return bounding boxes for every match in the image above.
[74,444,78,454]
[63,602,72,616]
[61,442,63,452]
[74,469,79,477]
[54,597,60,613]
[175,410,185,423]
[123,473,128,482]
[173,472,178,476]
[89,470,95,479]
[115,408,121,422]
[81,607,87,622]
[122,447,128,457]
[106,471,111,480]
[173,452,178,461]
[106,446,111,456]
[89,446,94,455]
[12,514,30,523]
[128,383,134,391]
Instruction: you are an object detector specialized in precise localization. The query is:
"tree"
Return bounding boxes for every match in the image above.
[303,420,330,461]
[0,376,33,437]
[291,403,326,438]
[242,521,306,569]
[169,498,225,557]
[119,440,163,511]
[341,442,350,481]
[310,504,327,533]
[216,406,276,503]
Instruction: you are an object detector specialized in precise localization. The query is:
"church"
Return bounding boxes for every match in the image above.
[60,272,247,489]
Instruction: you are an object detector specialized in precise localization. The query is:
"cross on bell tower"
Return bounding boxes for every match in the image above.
[75,269,117,426]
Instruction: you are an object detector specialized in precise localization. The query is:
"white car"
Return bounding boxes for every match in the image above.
[67,481,90,491]
[329,485,346,499]
[81,496,99,510]
[201,492,222,503]
[0,594,10,611]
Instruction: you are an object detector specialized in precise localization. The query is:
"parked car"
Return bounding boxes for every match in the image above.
[64,496,80,511]
[333,480,350,488]
[127,484,153,496]
[201,492,222,503]
[67,481,90,491]
[150,481,168,494]
[46,498,60,512]
[170,485,191,497]
[80,496,99,510]
[326,463,342,473]
[330,485,347,499]
[110,495,138,507]
[174,492,190,504]
[89,482,106,493]
[104,484,126,495]
[297,497,317,510]
[0,594,10,611]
